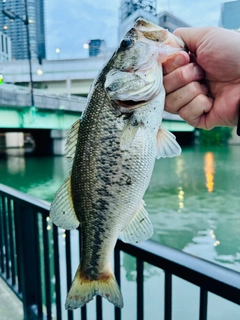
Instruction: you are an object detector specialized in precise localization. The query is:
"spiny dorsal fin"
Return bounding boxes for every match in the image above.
[65,119,80,172]
[120,200,153,243]
[50,177,80,230]
[156,127,181,159]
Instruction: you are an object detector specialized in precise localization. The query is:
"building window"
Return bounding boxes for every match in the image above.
[5,37,8,54]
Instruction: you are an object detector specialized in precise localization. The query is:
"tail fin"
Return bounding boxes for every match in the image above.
[65,265,124,310]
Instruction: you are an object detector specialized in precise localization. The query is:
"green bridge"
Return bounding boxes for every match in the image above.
[0,84,194,154]
[0,84,85,130]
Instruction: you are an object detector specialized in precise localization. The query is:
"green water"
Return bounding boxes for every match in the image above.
[0,146,239,319]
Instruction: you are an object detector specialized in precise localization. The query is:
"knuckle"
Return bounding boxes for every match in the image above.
[188,82,202,96]
[176,67,189,83]
[176,63,194,83]
[178,106,189,119]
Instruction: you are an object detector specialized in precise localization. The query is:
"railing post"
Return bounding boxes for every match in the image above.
[164,271,172,320]
[137,258,144,320]
[0,196,6,274]
[114,248,121,320]
[14,202,41,319]
[199,288,208,320]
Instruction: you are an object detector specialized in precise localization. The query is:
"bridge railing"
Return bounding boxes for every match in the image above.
[0,83,86,112]
[0,183,239,320]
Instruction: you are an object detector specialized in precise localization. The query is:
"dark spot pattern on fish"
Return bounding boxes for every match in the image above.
[68,60,158,281]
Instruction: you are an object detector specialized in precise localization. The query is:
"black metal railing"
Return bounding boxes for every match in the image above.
[0,183,240,320]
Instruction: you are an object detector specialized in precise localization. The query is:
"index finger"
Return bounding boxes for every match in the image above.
[163,51,190,75]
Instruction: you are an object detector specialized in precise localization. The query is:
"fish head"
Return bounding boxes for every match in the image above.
[105,18,185,112]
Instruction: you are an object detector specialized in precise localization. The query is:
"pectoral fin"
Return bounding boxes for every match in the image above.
[50,177,80,230]
[120,200,153,243]
[156,127,181,159]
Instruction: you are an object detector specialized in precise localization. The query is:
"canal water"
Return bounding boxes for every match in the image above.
[0,145,239,319]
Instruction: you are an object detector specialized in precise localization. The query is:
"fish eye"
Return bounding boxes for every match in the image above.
[120,38,133,50]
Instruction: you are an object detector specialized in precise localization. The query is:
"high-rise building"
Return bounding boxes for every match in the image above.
[220,0,240,30]
[0,0,46,60]
[118,0,189,40]
[119,0,158,40]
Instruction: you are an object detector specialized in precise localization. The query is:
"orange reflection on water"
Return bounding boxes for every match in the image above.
[204,152,215,193]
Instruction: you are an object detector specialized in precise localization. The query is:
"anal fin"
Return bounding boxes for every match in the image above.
[50,176,79,230]
[120,200,153,243]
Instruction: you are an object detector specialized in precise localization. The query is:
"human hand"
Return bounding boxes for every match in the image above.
[163,27,240,129]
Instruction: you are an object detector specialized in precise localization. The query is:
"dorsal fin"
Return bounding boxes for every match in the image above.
[65,119,80,172]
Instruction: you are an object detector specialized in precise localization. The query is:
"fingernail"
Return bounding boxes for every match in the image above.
[194,65,204,77]
[174,54,186,66]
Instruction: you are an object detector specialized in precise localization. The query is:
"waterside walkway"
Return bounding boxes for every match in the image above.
[0,277,23,320]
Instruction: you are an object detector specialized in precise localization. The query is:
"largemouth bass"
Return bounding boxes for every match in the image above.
[50,18,185,310]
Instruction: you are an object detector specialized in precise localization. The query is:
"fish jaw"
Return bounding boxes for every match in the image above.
[134,18,185,50]
[105,18,185,111]
[134,18,186,64]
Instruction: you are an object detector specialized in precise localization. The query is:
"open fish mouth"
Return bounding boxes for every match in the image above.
[116,99,147,108]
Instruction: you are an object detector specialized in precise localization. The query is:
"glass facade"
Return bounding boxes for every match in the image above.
[0,0,46,60]
[119,0,156,23]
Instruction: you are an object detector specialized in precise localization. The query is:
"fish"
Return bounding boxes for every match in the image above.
[50,18,185,310]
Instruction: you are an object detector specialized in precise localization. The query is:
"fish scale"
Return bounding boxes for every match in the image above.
[72,86,153,274]
[50,18,184,310]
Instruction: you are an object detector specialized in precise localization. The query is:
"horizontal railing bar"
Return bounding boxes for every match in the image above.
[0,184,50,213]
[116,240,240,305]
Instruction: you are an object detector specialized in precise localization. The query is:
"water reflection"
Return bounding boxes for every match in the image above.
[144,146,240,271]
[204,152,215,192]
[5,148,26,175]
[0,146,239,272]
[175,157,186,212]
[177,186,184,212]
[0,150,68,201]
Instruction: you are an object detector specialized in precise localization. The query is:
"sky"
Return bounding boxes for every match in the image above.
[45,0,228,60]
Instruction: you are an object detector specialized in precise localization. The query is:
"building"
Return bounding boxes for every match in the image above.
[118,0,190,40]
[220,0,240,30]
[119,0,158,40]
[0,32,12,61]
[157,11,190,33]
[89,39,106,57]
[0,0,46,60]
